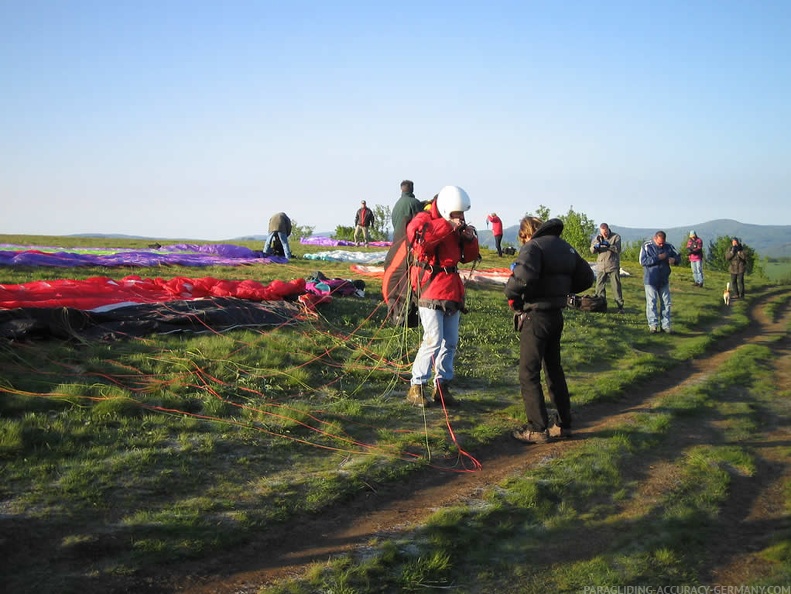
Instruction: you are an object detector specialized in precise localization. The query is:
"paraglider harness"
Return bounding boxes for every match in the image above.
[382,220,477,327]
[409,221,478,314]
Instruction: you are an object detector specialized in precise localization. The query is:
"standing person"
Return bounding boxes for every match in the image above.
[686,230,705,287]
[639,231,680,333]
[726,237,747,299]
[263,212,293,260]
[487,213,504,256]
[353,200,375,247]
[505,216,594,444]
[391,180,423,241]
[405,186,480,408]
[590,222,624,313]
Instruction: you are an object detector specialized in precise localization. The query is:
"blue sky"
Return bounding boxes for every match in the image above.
[1,0,789,240]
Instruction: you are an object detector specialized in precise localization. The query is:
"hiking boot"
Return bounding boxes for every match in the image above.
[548,425,573,439]
[662,327,672,334]
[432,380,459,406]
[616,306,624,314]
[649,326,659,333]
[511,426,549,444]
[406,384,430,408]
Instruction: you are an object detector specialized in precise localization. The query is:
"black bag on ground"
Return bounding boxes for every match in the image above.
[567,294,607,313]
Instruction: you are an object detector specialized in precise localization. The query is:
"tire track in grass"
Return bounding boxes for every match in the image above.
[115,288,791,594]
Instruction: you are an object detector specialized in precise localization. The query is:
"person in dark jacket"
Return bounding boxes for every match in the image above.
[353,200,375,247]
[391,180,424,241]
[504,217,594,444]
[405,186,480,408]
[639,230,680,333]
[726,237,747,299]
[590,222,624,313]
[263,212,293,259]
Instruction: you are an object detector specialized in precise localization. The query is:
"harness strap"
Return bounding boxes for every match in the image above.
[415,261,458,275]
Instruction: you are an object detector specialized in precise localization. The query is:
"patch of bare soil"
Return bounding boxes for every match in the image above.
[36,289,791,593]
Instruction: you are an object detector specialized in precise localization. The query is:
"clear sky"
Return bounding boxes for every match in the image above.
[1,0,789,240]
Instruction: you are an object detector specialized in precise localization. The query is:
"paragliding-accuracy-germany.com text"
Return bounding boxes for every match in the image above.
[583,586,791,594]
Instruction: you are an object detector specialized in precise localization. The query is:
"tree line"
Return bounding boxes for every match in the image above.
[328,201,760,275]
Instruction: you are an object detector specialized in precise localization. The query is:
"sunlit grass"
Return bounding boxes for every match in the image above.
[1,236,788,592]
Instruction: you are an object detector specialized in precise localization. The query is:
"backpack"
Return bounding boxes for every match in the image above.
[567,294,607,313]
[382,236,419,327]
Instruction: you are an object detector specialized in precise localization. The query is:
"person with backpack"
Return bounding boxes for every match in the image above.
[353,200,375,247]
[590,222,624,313]
[404,185,480,408]
[505,216,594,444]
[382,180,426,326]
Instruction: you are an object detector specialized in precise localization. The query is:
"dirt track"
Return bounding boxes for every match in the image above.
[105,288,791,593]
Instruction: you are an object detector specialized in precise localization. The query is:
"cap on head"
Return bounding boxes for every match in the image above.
[690,230,696,237]
[361,200,366,205]
[436,185,471,220]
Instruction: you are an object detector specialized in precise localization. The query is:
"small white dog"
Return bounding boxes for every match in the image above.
[723,282,731,306]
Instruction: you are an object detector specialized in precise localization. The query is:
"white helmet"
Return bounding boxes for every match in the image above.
[436,185,471,220]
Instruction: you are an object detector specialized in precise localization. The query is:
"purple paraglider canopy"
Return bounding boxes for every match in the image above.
[0,243,288,268]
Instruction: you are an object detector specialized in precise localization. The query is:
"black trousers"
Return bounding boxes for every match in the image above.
[518,309,571,432]
[730,273,745,298]
[494,234,503,256]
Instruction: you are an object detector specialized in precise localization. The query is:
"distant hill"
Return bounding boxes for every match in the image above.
[477,219,791,258]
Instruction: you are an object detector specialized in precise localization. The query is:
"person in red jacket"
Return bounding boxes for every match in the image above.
[487,212,504,256]
[405,186,480,408]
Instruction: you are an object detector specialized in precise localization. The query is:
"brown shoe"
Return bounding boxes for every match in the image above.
[432,380,459,406]
[406,384,430,408]
[511,426,549,444]
[548,425,573,439]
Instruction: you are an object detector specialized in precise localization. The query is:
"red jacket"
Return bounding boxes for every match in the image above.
[406,201,480,312]
[487,214,503,236]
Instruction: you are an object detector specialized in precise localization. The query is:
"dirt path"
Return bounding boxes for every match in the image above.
[137,288,791,593]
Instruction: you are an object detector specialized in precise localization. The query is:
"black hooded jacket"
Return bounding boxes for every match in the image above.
[504,218,595,311]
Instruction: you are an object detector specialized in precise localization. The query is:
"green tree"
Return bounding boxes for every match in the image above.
[290,220,314,241]
[370,204,391,241]
[621,238,649,263]
[706,235,761,275]
[333,225,354,241]
[524,204,595,255]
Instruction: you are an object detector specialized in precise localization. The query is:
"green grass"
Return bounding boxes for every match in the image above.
[1,234,789,593]
[271,343,783,593]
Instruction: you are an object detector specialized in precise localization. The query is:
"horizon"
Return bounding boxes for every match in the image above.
[2,2,789,239]
[2,216,780,243]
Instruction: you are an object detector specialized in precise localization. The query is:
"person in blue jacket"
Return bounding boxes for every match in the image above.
[639,230,680,333]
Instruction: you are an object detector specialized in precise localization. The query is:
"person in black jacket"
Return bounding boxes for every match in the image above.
[353,200,375,247]
[504,217,595,444]
[726,237,747,299]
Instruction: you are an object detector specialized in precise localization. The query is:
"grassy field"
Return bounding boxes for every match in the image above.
[1,235,790,593]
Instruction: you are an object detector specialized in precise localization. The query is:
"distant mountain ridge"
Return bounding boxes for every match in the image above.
[477,219,791,258]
